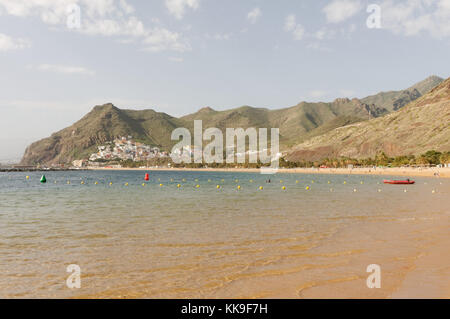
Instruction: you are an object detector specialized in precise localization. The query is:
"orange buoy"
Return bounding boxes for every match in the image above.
[145,173,149,181]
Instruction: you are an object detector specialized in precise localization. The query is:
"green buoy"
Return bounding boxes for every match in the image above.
[40,175,47,183]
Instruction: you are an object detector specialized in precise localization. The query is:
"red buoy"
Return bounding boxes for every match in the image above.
[145,173,149,181]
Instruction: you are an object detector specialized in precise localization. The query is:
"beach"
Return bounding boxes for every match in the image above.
[89,166,450,179]
[0,170,449,298]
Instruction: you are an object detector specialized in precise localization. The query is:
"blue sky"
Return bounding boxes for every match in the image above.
[0,0,449,161]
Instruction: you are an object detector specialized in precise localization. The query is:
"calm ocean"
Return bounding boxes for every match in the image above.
[0,170,448,298]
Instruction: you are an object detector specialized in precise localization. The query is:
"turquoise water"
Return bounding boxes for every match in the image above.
[0,170,448,298]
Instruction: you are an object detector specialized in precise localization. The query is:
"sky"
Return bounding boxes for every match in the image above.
[0,0,449,161]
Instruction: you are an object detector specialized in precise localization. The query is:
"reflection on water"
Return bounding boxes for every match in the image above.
[0,171,449,298]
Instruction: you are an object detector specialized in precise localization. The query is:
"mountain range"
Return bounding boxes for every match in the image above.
[286,76,450,161]
[20,75,447,165]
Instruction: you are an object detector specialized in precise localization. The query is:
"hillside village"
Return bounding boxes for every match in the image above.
[72,136,169,167]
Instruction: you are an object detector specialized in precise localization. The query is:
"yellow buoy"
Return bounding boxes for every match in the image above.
[95,181,98,185]
[306,186,310,190]
[196,184,200,188]
[296,180,299,184]
[109,182,113,186]
[282,186,286,190]
[259,186,263,190]
[125,182,129,186]
[81,181,84,185]
[237,185,241,190]
[26,176,30,180]
[343,181,347,184]
[216,185,220,189]
[177,184,181,188]
[142,183,146,187]
[328,181,331,184]
[159,183,163,187]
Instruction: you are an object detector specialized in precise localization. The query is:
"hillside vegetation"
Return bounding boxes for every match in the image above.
[287,77,450,162]
[20,76,445,165]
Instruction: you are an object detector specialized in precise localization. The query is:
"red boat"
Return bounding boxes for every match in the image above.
[383,179,415,185]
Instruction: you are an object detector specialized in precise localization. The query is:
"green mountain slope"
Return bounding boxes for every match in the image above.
[20,76,444,165]
[286,77,450,162]
[20,104,184,165]
[181,98,389,147]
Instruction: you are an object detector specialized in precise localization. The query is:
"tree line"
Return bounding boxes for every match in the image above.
[279,150,450,168]
[116,150,449,169]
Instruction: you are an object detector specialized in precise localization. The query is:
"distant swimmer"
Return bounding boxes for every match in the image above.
[266,179,271,183]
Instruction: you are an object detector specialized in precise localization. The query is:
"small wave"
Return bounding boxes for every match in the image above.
[78,234,108,239]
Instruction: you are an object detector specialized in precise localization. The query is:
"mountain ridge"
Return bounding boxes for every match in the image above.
[20,75,445,165]
[286,77,450,162]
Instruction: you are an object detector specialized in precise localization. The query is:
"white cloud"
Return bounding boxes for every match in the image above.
[284,14,305,40]
[35,64,95,76]
[323,0,362,23]
[0,0,192,52]
[119,0,134,14]
[313,27,340,41]
[143,28,191,52]
[314,29,327,40]
[284,14,355,48]
[292,25,305,40]
[379,0,450,38]
[0,33,31,51]
[284,14,296,32]
[165,0,199,19]
[82,16,147,37]
[247,7,261,24]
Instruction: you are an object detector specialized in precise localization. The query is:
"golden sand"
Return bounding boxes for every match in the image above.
[89,166,450,178]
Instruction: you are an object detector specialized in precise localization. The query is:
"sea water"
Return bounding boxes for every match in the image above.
[0,170,449,298]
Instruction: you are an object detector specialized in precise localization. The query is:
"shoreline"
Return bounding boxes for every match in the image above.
[86,167,450,178]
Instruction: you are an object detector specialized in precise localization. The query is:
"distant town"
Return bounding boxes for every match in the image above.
[72,136,169,168]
